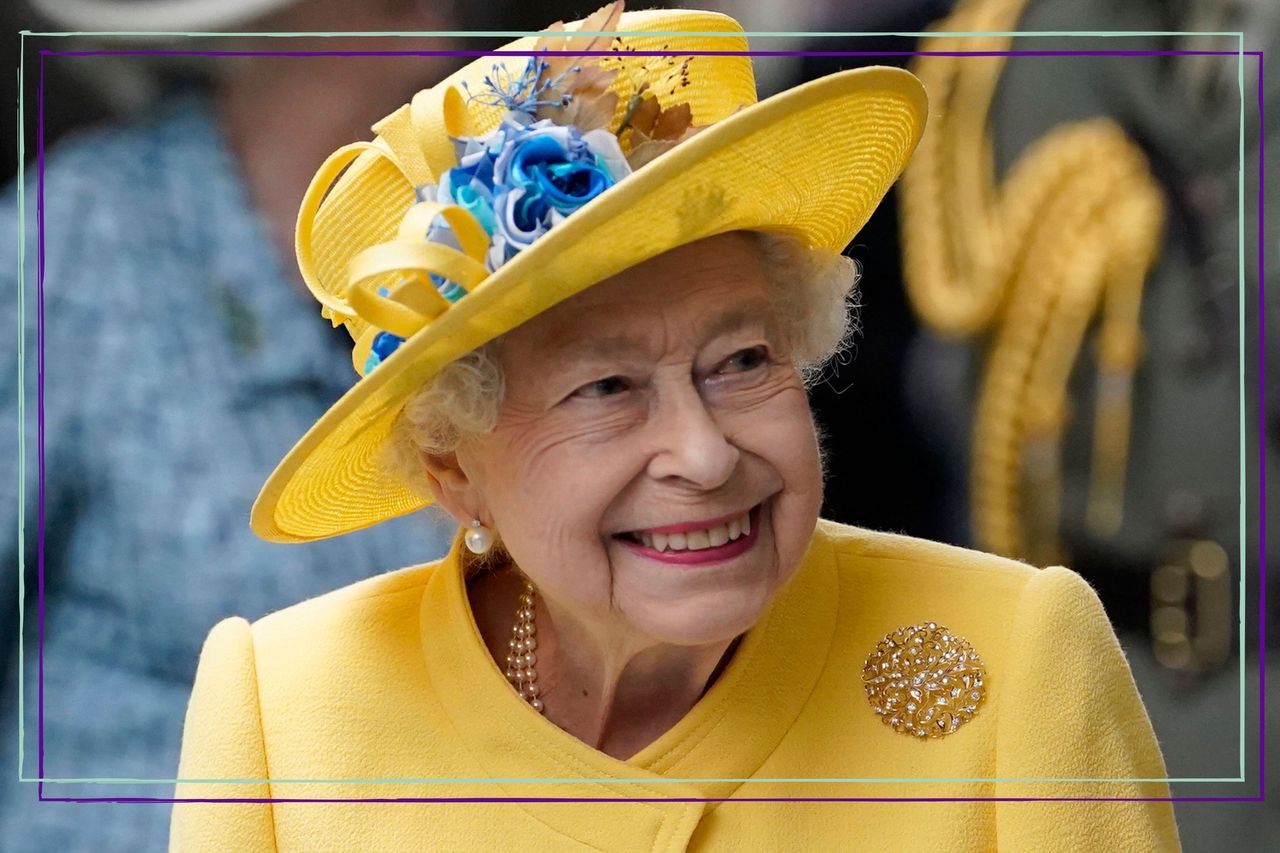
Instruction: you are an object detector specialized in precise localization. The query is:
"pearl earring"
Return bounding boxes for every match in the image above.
[464,519,495,554]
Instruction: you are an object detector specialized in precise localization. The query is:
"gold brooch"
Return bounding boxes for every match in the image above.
[862,622,987,739]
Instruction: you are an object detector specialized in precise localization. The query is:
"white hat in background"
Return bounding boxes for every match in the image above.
[26,0,302,30]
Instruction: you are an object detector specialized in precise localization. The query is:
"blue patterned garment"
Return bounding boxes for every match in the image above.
[0,95,454,852]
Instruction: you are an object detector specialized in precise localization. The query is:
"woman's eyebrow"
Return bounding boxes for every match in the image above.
[547,300,774,363]
[553,334,649,362]
[701,302,773,341]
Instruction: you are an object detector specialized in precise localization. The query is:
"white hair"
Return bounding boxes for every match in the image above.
[386,230,860,497]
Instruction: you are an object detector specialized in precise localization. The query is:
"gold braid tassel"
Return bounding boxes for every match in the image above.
[901,0,1165,565]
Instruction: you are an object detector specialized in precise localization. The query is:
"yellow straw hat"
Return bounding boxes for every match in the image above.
[251,4,928,543]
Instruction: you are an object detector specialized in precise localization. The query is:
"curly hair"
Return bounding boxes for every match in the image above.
[385,230,861,499]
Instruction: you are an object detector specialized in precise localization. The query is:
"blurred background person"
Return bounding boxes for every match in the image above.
[1,1,471,850]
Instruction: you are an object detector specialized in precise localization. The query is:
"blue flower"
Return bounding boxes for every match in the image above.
[489,186,553,267]
[408,114,636,280]
[494,123,617,212]
[482,121,630,268]
[437,148,499,236]
[362,330,405,375]
[358,103,645,379]
[442,175,497,237]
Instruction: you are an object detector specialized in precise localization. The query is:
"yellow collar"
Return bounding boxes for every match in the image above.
[419,524,839,807]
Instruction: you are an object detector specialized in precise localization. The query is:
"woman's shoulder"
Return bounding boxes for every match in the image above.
[193,557,447,684]
[794,523,1174,842]
[259,558,442,626]
[813,517,1038,583]
[809,518,1107,645]
[178,556,455,793]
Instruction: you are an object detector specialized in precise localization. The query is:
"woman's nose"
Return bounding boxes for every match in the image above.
[645,383,740,489]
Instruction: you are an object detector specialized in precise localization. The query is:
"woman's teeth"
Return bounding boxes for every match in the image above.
[635,511,752,552]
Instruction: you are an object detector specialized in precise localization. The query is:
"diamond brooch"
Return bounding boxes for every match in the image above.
[862,621,987,739]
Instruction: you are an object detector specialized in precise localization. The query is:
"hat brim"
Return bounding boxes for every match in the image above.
[252,65,928,542]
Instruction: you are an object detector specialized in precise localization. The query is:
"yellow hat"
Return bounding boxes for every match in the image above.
[251,4,928,543]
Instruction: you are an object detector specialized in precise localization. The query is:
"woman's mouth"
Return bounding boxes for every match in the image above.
[612,504,762,565]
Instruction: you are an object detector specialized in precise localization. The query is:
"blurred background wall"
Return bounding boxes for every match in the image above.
[3,1,1276,850]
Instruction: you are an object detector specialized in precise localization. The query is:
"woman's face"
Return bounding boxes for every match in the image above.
[456,231,825,647]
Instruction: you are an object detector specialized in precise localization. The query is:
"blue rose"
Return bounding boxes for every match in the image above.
[494,124,617,214]
[579,129,632,183]
[489,186,553,268]
[421,115,635,274]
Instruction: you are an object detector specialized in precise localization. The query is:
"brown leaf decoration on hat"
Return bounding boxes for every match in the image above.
[543,63,619,132]
[527,1,705,166]
[625,89,661,134]
[620,88,700,169]
[533,1,624,130]
[534,1,623,64]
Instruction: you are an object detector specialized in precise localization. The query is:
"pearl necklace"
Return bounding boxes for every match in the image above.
[505,580,545,713]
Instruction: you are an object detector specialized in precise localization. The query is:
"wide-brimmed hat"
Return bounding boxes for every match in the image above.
[251,4,928,543]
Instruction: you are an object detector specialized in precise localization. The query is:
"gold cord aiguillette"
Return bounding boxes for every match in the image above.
[901,0,1166,565]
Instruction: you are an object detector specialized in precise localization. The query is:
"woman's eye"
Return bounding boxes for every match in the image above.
[718,346,769,374]
[572,376,632,399]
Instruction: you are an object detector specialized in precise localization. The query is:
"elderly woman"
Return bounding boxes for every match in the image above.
[171,6,1181,851]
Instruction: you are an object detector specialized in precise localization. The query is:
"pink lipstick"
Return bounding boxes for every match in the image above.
[615,505,761,566]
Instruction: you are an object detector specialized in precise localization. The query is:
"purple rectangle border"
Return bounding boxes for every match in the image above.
[27,44,1267,804]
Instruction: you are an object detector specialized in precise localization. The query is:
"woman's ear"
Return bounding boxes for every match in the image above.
[420,450,482,525]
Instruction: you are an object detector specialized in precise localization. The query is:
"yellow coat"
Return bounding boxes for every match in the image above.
[170,520,1181,851]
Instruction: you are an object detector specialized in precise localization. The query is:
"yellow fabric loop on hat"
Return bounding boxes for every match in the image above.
[350,324,385,377]
[344,279,434,339]
[351,325,377,376]
[343,239,489,338]
[297,141,415,324]
[347,271,460,375]
[409,85,472,180]
[442,85,475,138]
[348,240,490,296]
[380,271,455,321]
[396,200,490,263]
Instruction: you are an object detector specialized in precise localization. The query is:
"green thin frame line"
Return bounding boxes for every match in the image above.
[19,29,1250,39]
[14,32,26,785]
[1236,31,1247,784]
[16,30,1251,788]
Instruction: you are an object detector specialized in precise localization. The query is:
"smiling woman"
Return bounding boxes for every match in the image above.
[416,232,833,753]
[170,5,1182,852]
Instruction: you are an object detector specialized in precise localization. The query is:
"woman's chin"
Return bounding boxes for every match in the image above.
[626,599,767,648]
[610,569,776,647]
